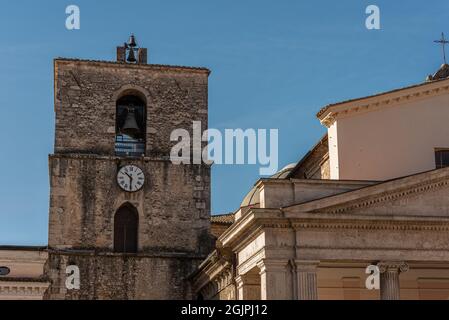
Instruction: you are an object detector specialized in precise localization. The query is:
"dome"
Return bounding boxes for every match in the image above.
[240,186,260,208]
[270,163,297,179]
[240,163,297,207]
[427,64,449,81]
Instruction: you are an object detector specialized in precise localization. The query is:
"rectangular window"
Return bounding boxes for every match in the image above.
[435,149,449,169]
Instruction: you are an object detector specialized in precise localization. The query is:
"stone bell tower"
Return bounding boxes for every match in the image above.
[44,35,213,300]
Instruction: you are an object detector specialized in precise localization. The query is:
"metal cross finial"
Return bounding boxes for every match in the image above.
[434,32,449,64]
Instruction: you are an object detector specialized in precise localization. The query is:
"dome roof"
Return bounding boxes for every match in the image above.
[240,185,260,208]
[240,163,296,207]
[271,163,297,179]
[427,64,449,81]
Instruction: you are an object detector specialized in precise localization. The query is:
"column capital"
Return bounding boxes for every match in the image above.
[235,273,260,288]
[377,261,409,274]
[257,259,289,275]
[294,260,320,272]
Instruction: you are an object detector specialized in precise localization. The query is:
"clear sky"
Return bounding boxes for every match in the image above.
[0,0,448,245]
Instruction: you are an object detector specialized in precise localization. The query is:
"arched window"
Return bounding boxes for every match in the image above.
[114,204,139,253]
[115,95,146,157]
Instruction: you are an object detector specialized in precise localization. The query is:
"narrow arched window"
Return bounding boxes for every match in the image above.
[114,204,139,253]
[115,95,146,157]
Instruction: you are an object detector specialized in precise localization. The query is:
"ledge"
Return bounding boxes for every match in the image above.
[317,77,449,127]
[47,248,208,260]
[0,246,47,252]
[54,58,211,75]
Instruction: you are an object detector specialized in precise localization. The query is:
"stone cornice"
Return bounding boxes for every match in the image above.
[218,209,285,249]
[193,259,233,292]
[49,153,213,169]
[284,167,449,215]
[0,280,50,298]
[256,177,376,187]
[55,58,211,75]
[290,215,449,232]
[318,78,449,127]
[191,249,235,296]
[47,248,207,260]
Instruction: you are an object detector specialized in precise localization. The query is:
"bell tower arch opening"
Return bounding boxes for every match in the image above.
[115,94,146,157]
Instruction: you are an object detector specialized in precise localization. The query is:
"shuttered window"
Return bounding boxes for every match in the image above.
[435,150,449,169]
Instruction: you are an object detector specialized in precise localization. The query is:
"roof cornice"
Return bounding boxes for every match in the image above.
[54,58,211,75]
[318,78,449,128]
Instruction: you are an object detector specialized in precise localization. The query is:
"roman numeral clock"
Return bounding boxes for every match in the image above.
[117,165,145,192]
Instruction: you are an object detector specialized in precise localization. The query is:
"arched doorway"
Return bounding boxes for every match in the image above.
[114,203,139,253]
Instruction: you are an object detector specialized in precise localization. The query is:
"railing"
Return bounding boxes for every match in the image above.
[115,136,145,157]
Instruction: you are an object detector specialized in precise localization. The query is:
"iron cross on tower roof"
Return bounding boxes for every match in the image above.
[434,32,449,65]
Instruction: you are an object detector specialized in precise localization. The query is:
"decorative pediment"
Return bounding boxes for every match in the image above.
[284,167,449,217]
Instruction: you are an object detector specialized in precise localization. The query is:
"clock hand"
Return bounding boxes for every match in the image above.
[122,171,133,188]
[124,172,134,185]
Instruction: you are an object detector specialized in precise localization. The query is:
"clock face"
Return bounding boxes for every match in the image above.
[117,165,145,192]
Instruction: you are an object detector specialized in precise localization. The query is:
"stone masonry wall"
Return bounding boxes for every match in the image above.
[44,253,203,300]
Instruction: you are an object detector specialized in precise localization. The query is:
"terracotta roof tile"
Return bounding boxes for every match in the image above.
[211,213,235,225]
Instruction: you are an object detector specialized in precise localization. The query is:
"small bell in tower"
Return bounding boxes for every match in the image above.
[128,34,137,48]
[121,108,141,138]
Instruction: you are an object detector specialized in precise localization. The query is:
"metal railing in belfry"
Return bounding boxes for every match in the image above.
[115,136,145,157]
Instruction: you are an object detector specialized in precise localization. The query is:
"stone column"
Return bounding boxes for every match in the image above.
[295,260,319,300]
[378,261,409,300]
[257,260,292,300]
[236,273,261,300]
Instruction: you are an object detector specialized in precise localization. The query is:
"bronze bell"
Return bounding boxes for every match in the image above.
[121,108,140,138]
[127,48,137,63]
[128,34,137,47]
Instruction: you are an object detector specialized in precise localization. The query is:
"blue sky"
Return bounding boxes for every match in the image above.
[0,0,447,245]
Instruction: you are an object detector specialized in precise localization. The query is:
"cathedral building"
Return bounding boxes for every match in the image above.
[1,37,449,300]
[193,62,449,300]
